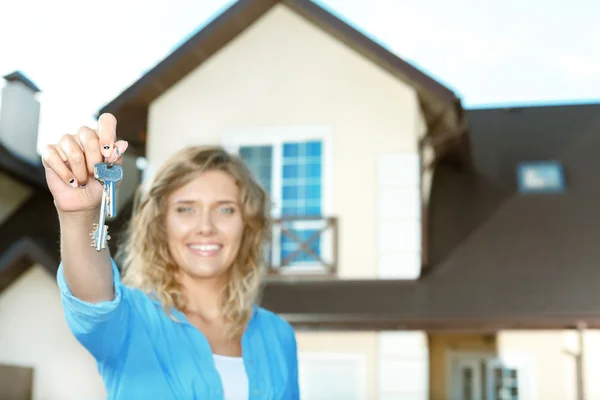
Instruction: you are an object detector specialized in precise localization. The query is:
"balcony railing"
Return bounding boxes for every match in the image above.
[266,215,338,276]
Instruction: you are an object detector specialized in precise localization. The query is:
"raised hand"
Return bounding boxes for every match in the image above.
[41,113,129,214]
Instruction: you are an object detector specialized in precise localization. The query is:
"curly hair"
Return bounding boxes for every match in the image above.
[116,145,271,340]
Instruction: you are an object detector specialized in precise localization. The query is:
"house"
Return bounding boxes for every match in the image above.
[2,1,599,400]
[96,0,600,396]
[96,0,468,398]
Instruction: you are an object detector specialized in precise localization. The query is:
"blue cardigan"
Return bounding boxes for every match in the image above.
[57,260,300,399]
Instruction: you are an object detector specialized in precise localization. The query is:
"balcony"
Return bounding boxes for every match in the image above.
[266,215,338,277]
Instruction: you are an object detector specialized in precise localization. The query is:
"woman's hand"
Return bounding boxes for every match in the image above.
[42,113,129,215]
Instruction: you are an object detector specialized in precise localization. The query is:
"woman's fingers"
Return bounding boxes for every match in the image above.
[97,113,117,158]
[58,133,88,186]
[77,125,103,176]
[41,115,127,189]
[110,140,129,165]
[41,144,79,188]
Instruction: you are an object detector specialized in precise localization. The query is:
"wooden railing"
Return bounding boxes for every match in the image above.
[266,215,338,276]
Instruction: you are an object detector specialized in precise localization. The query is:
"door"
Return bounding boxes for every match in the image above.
[448,352,489,400]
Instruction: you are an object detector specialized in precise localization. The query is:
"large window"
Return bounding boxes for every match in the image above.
[224,128,332,272]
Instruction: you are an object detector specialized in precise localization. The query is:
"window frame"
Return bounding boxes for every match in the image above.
[222,126,333,273]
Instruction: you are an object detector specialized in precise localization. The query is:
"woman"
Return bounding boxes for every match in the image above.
[42,113,300,399]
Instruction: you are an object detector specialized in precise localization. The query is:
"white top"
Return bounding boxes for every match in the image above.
[213,354,249,400]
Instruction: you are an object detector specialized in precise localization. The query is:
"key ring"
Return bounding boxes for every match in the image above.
[106,145,120,168]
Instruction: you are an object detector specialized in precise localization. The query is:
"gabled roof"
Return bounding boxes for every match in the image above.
[261,102,600,330]
[0,190,60,292]
[0,144,46,189]
[0,238,59,292]
[98,0,465,158]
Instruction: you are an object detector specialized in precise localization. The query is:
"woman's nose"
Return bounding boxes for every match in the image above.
[195,211,216,234]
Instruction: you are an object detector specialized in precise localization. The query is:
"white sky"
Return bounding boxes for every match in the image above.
[1,0,598,151]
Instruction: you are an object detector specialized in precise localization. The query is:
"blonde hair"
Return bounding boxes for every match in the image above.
[117,145,270,340]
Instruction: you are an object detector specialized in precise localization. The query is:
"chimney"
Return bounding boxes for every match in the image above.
[0,71,42,164]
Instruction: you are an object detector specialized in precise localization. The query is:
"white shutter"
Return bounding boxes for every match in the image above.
[378,331,429,400]
[298,353,366,400]
[377,153,422,279]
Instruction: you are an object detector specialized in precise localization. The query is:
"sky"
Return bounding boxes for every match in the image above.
[1,0,599,151]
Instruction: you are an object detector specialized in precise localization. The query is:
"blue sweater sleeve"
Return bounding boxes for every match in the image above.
[288,332,300,399]
[281,322,300,399]
[57,258,131,363]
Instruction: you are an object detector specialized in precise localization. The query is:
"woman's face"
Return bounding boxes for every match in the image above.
[165,170,244,283]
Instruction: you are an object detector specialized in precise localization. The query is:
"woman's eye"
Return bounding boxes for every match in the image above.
[176,206,194,213]
[219,206,235,214]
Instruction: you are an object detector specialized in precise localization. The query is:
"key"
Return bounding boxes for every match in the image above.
[91,162,123,251]
[94,162,123,219]
[90,188,109,251]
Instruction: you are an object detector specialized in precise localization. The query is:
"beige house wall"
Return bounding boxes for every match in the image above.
[0,266,106,400]
[146,4,426,280]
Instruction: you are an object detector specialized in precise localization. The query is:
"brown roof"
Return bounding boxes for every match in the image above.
[0,144,46,189]
[0,189,60,291]
[98,0,465,158]
[0,145,60,287]
[260,102,600,331]
[0,141,135,291]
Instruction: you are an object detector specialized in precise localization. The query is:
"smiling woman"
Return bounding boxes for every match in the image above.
[167,172,245,279]
[43,114,299,400]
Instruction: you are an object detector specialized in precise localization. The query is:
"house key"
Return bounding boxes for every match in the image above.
[91,152,124,251]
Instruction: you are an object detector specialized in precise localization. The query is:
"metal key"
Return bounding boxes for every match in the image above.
[91,162,124,251]
[90,188,109,251]
[95,162,123,218]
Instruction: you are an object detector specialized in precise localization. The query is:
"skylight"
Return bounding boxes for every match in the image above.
[517,161,566,193]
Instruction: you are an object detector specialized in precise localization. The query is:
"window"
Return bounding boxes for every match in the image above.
[517,161,565,193]
[448,352,534,400]
[239,146,272,194]
[280,141,322,217]
[223,127,332,272]
[298,353,367,400]
[488,362,519,400]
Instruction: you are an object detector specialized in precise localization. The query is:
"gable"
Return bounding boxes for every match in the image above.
[147,3,424,166]
[98,0,466,163]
